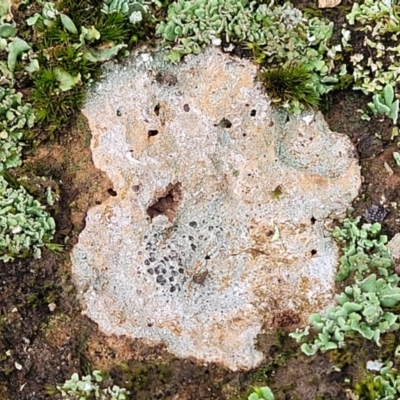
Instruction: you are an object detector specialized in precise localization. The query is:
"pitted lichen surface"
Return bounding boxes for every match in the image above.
[72,47,361,370]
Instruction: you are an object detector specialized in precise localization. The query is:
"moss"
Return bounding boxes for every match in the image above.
[258,65,320,108]
[59,0,104,30]
[0,383,10,398]
[94,12,132,43]
[30,66,86,136]
[115,359,176,394]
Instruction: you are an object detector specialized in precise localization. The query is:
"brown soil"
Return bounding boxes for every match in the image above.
[324,91,400,238]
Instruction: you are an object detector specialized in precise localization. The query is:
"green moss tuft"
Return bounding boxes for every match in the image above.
[95,12,132,44]
[31,67,85,135]
[258,65,319,108]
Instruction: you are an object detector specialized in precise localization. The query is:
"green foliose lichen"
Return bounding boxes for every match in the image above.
[0,87,35,171]
[290,218,400,356]
[0,175,55,262]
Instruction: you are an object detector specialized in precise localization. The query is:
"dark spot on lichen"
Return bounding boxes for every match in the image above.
[192,270,209,285]
[155,72,177,86]
[156,275,166,284]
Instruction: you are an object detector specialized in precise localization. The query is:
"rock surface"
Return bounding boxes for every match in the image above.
[388,233,400,260]
[318,0,341,8]
[71,47,361,370]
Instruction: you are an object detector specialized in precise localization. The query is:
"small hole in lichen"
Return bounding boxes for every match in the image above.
[183,104,190,112]
[310,216,316,225]
[147,183,182,221]
[243,133,247,137]
[250,109,256,116]
[214,118,232,128]
[148,130,159,137]
[154,104,160,116]
[107,188,117,196]
[205,255,210,260]
[311,249,317,256]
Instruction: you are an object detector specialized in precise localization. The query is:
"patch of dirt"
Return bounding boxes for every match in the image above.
[25,114,114,241]
[324,90,400,238]
[0,252,79,399]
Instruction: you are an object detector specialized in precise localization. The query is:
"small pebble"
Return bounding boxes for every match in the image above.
[364,204,387,223]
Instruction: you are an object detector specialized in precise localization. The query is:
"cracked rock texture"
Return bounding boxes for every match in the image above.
[71,47,361,370]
